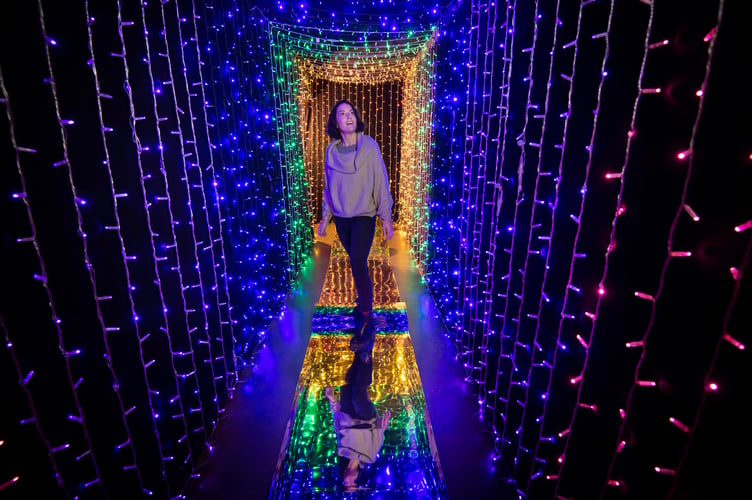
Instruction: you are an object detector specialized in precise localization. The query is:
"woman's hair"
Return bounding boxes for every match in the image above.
[326,99,365,139]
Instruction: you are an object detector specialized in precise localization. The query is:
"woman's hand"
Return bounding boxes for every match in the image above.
[324,386,340,411]
[317,219,328,237]
[378,409,391,429]
[381,219,394,241]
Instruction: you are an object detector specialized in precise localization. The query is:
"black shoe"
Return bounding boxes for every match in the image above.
[351,303,362,330]
[358,349,372,364]
[350,314,374,352]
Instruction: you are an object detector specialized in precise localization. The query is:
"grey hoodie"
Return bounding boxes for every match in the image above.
[333,411,386,464]
[321,133,393,224]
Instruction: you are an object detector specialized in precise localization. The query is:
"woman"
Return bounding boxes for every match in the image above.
[325,352,391,492]
[317,99,394,352]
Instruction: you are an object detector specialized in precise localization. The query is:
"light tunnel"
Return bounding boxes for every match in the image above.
[0,1,747,499]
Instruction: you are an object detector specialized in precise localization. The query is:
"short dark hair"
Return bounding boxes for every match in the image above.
[326,99,365,140]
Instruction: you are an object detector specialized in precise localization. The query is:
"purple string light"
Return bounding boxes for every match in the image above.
[139,0,211,458]
[157,0,221,426]
[37,0,142,493]
[599,2,727,497]
[83,1,181,493]
[187,0,238,396]
[525,0,590,487]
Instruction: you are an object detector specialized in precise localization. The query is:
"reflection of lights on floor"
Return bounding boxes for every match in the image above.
[269,232,447,498]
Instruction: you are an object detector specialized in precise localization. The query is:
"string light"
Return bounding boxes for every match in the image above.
[1,0,744,498]
[422,0,742,499]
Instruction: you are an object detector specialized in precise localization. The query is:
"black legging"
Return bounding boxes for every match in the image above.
[341,352,377,420]
[333,215,376,312]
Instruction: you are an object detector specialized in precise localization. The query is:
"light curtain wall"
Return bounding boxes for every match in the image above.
[426,1,746,498]
[0,1,289,497]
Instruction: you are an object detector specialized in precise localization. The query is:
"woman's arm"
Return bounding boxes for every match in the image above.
[320,143,334,233]
[371,142,394,240]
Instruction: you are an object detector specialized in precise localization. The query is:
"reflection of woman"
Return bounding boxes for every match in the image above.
[317,100,394,353]
[325,352,391,492]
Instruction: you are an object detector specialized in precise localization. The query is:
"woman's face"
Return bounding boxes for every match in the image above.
[336,103,357,135]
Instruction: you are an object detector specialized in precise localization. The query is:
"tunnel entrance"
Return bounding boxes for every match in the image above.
[300,79,405,224]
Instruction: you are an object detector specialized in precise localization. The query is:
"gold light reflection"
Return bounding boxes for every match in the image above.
[302,332,418,403]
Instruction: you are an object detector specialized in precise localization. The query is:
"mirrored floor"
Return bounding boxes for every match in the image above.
[269,229,448,499]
